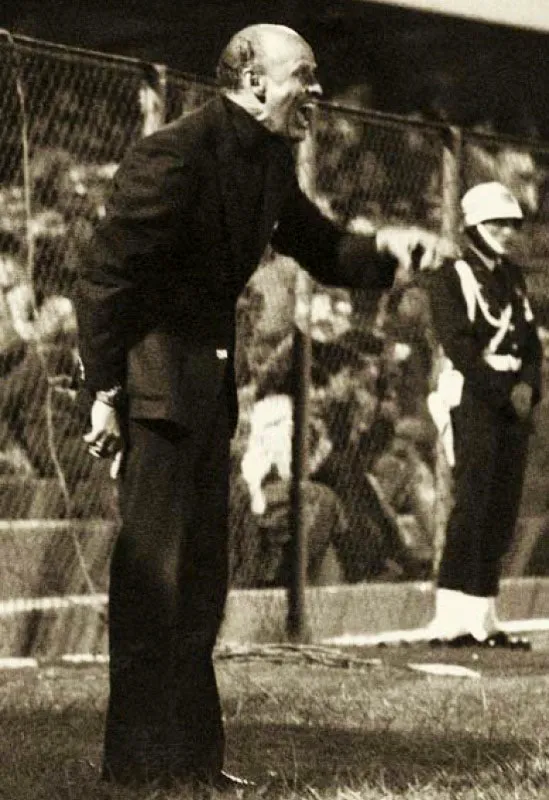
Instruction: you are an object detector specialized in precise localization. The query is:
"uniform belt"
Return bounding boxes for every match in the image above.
[483,353,522,372]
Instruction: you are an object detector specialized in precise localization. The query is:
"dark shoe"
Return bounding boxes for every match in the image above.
[448,633,482,648]
[482,631,531,651]
[429,633,481,648]
[217,771,256,790]
[197,770,256,793]
[102,764,256,792]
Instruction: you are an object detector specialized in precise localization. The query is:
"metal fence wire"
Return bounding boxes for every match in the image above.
[0,32,549,610]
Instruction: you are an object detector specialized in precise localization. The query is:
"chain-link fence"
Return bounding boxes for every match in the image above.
[233,109,549,593]
[1,33,549,649]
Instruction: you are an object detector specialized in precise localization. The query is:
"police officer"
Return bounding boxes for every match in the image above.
[426,181,542,649]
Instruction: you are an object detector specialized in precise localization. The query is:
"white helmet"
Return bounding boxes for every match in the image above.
[461,181,523,228]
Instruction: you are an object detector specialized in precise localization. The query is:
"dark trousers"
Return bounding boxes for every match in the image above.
[438,388,530,597]
[103,394,230,785]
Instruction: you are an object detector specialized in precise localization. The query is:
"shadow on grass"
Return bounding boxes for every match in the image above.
[0,706,539,797]
[0,707,101,798]
[227,720,535,793]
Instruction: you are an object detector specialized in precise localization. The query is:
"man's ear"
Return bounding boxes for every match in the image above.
[243,68,266,101]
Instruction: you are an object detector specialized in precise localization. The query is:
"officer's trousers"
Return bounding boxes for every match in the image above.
[438,387,530,597]
[103,395,230,785]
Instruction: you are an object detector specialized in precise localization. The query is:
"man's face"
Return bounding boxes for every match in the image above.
[476,218,521,257]
[259,36,322,141]
[482,219,520,254]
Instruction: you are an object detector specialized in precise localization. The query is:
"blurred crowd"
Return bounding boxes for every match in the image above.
[0,94,546,585]
[0,148,117,517]
[229,249,440,588]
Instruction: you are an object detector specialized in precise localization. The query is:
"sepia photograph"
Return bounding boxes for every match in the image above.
[1,2,549,798]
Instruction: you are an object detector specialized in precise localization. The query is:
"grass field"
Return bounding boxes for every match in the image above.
[2,639,549,800]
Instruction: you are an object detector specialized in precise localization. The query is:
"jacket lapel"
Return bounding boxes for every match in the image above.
[260,140,294,245]
[213,98,294,270]
[216,134,259,270]
[466,248,510,313]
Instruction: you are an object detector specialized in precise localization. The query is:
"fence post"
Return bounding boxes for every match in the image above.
[440,125,462,239]
[139,63,167,136]
[286,131,316,643]
[432,125,463,574]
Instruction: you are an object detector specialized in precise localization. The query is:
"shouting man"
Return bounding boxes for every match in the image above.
[76,23,454,790]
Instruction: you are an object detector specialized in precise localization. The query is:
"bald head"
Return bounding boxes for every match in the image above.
[217,24,321,141]
[216,24,314,91]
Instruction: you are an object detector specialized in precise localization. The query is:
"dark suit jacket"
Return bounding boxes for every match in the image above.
[75,95,399,433]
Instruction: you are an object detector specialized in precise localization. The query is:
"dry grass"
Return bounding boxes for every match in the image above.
[1,641,549,799]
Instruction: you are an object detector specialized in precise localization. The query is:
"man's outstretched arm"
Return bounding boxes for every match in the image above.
[272,185,457,290]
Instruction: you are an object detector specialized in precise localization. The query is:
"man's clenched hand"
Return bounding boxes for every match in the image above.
[83,398,123,479]
[375,226,459,276]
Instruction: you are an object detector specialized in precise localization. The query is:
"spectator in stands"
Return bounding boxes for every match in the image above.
[0,239,108,514]
[75,22,456,790]
[253,284,414,581]
[425,182,542,649]
[0,289,108,509]
[230,392,346,587]
[0,249,33,378]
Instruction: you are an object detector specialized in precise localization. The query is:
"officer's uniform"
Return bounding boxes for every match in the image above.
[427,242,542,643]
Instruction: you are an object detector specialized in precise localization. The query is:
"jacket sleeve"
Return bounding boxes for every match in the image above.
[427,262,515,414]
[507,261,543,405]
[519,323,543,405]
[74,135,197,393]
[271,184,398,290]
[516,267,543,405]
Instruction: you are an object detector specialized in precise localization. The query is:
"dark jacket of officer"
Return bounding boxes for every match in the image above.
[428,246,542,418]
